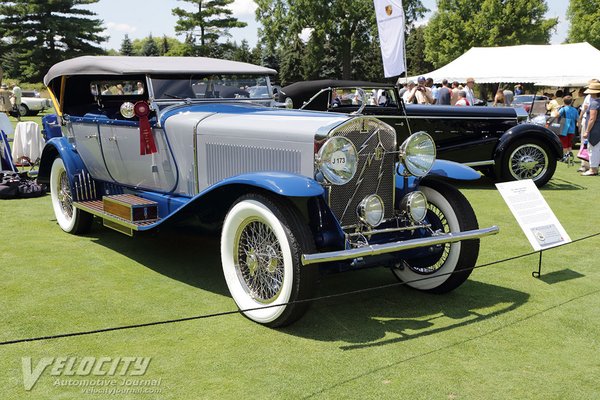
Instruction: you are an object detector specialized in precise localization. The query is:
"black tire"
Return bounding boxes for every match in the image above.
[220,193,318,327]
[500,138,556,187]
[49,157,93,234]
[17,103,28,117]
[392,179,480,293]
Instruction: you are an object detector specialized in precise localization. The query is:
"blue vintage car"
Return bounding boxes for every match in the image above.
[38,56,498,327]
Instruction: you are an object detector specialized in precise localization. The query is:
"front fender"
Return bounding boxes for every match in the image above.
[494,123,563,161]
[395,160,480,191]
[37,137,88,186]
[207,172,325,197]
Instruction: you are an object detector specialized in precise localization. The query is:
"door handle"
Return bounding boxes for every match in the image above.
[108,136,117,142]
[85,134,98,139]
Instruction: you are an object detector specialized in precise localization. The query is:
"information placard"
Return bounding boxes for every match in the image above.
[495,179,571,251]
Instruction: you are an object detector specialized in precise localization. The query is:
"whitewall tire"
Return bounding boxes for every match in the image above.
[50,157,92,234]
[220,194,317,327]
[392,180,479,293]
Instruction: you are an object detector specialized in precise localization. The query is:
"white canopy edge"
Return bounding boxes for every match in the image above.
[44,56,277,86]
[406,42,600,86]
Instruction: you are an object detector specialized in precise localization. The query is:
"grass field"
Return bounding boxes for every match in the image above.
[1,117,599,399]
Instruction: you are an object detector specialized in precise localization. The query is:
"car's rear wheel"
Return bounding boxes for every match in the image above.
[392,180,479,293]
[50,157,93,234]
[500,138,556,187]
[220,193,318,327]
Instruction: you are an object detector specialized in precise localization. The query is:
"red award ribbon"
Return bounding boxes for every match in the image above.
[134,101,157,155]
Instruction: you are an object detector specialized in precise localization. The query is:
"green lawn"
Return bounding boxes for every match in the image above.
[1,142,599,399]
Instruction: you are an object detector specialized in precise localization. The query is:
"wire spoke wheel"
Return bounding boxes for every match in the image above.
[392,180,479,293]
[221,194,317,327]
[57,170,74,220]
[409,202,451,275]
[235,218,285,303]
[50,158,92,234]
[509,143,548,180]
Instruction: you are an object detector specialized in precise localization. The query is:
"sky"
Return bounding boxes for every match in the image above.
[89,0,569,52]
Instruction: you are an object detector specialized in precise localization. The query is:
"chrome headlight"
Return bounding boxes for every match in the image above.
[316,136,358,185]
[400,191,428,222]
[357,194,385,227]
[399,131,436,177]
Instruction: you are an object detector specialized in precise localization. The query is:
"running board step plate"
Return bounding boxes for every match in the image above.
[74,195,159,236]
[103,194,158,222]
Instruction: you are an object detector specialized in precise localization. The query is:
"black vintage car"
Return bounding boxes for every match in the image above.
[279,80,563,187]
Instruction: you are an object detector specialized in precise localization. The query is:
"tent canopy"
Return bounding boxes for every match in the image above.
[407,42,600,86]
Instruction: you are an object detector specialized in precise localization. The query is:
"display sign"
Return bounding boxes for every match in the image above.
[496,179,571,251]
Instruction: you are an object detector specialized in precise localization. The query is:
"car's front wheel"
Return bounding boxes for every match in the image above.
[500,138,556,187]
[17,103,28,117]
[220,193,318,327]
[50,157,93,234]
[392,180,480,293]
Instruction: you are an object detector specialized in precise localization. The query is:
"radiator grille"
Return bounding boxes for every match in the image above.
[206,143,302,185]
[327,118,396,227]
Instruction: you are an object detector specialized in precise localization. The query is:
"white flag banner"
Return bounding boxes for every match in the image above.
[373,0,406,78]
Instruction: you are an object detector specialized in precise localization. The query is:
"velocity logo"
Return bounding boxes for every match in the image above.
[22,356,151,391]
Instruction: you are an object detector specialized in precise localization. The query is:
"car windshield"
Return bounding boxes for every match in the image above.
[150,74,270,101]
[330,87,397,108]
[512,95,534,104]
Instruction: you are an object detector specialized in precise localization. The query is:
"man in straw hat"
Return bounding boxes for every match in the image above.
[581,81,600,176]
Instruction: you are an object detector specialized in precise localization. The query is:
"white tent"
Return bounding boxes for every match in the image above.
[407,42,600,86]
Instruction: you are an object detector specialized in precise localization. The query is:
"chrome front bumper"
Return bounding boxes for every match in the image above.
[301,225,499,266]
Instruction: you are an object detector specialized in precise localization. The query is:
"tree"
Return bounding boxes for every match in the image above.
[566,0,600,49]
[424,0,558,68]
[0,0,106,82]
[120,34,134,56]
[141,34,160,56]
[160,35,171,56]
[255,0,427,80]
[278,36,305,85]
[172,0,247,57]
[405,26,434,76]
[231,39,252,63]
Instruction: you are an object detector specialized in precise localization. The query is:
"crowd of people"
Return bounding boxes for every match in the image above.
[576,80,600,176]
[397,76,489,106]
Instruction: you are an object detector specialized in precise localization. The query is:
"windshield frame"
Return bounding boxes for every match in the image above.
[148,73,274,104]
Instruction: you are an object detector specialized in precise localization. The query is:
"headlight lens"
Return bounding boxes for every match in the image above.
[400,191,428,222]
[399,131,436,177]
[317,136,358,185]
[357,194,385,227]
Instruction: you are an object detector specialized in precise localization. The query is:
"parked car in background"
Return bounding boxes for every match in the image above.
[279,80,562,187]
[510,94,549,114]
[38,57,497,327]
[18,90,53,116]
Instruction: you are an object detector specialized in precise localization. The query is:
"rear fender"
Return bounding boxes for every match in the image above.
[494,124,563,162]
[37,137,88,187]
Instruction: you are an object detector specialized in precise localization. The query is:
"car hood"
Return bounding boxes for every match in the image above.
[161,102,351,142]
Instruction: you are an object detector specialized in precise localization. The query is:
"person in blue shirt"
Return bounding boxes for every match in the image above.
[558,95,579,161]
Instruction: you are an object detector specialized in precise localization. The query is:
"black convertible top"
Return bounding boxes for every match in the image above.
[279,80,392,109]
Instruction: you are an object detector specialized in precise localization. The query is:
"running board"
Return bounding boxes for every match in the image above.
[74,194,159,236]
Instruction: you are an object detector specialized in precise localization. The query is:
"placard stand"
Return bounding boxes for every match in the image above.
[532,251,543,278]
[496,180,571,280]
